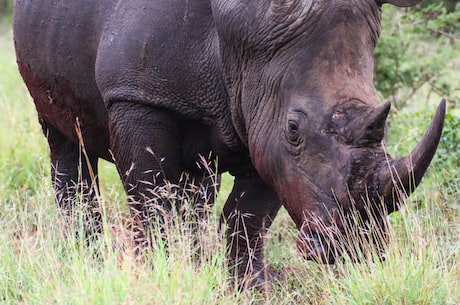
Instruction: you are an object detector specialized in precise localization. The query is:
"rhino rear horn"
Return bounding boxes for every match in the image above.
[361,100,391,144]
[377,99,446,212]
[378,0,422,7]
[346,101,390,145]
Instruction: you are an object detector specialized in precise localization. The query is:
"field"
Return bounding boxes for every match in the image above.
[1,11,459,305]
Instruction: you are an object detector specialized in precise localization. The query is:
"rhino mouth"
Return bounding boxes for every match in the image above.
[296,214,390,264]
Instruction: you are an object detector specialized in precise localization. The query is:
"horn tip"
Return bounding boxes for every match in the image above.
[438,99,447,116]
[383,100,391,115]
[382,100,391,111]
[434,99,447,133]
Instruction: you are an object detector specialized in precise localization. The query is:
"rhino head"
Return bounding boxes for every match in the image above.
[212,0,445,262]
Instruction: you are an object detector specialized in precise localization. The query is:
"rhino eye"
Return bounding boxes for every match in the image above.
[288,121,298,133]
[287,120,300,144]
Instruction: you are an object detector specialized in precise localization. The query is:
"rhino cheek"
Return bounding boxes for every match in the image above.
[278,172,338,231]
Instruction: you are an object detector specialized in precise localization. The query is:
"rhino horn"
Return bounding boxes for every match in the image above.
[378,0,422,7]
[344,101,390,145]
[377,99,446,212]
[360,100,391,144]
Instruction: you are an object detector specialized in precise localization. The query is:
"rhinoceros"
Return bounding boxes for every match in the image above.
[13,0,445,285]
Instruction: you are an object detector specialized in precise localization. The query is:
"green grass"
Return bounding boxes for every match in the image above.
[0,20,459,305]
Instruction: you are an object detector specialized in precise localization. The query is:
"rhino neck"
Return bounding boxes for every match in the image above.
[218,52,261,148]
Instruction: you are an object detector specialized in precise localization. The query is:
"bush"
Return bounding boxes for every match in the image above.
[420,0,459,13]
[0,0,12,22]
[375,4,460,109]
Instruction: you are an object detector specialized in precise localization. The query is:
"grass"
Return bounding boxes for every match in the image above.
[0,19,459,304]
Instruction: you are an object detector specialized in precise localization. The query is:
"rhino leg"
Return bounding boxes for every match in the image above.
[43,120,102,239]
[223,174,281,288]
[107,102,183,246]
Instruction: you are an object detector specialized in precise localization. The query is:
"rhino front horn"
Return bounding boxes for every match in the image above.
[377,99,446,212]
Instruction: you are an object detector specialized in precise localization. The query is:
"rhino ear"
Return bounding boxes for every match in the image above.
[378,0,421,7]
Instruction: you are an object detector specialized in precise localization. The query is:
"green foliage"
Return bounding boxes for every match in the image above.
[434,110,460,169]
[420,0,459,13]
[0,0,12,22]
[375,4,460,109]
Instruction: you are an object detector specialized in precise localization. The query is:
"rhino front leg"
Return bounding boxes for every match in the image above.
[42,120,102,239]
[223,174,281,288]
[107,102,183,247]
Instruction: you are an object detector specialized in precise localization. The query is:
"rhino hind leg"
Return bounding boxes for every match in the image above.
[222,174,282,289]
[43,120,102,240]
